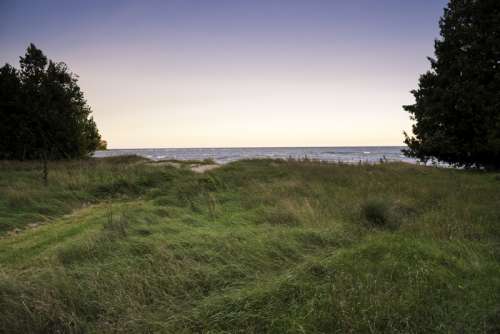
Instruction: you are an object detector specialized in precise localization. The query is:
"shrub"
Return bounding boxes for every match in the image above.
[361,198,392,228]
[361,198,417,230]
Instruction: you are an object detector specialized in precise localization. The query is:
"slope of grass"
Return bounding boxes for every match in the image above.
[0,158,499,333]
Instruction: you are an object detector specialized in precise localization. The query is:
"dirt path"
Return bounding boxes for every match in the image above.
[190,164,220,173]
[147,161,221,173]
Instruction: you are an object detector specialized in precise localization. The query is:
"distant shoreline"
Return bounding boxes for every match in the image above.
[98,145,408,151]
[93,146,415,165]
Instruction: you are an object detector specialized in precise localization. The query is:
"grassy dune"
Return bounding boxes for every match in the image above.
[1,157,500,333]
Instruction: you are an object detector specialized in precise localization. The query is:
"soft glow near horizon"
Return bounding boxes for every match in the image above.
[0,0,448,148]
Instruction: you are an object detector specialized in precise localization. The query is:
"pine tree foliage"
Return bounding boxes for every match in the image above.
[404,0,500,169]
[0,44,101,160]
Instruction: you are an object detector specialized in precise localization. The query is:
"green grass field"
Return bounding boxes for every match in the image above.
[1,157,499,333]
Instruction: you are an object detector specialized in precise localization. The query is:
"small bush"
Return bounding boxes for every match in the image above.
[361,199,392,228]
[360,198,416,230]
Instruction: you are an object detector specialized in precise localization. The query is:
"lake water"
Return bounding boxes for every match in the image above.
[94,146,419,165]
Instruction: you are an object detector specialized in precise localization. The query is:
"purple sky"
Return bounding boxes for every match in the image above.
[0,0,448,148]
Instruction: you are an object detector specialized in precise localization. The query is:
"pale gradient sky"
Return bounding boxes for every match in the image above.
[0,0,448,148]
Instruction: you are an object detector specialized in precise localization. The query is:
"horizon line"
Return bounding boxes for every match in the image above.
[102,145,408,150]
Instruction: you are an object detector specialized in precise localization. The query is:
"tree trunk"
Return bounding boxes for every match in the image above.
[42,150,48,186]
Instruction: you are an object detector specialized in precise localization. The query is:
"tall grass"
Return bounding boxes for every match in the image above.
[0,158,499,333]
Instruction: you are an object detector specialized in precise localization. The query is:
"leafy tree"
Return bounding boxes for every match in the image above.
[0,44,101,162]
[404,0,500,169]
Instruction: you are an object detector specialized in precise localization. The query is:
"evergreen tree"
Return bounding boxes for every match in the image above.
[404,0,500,169]
[0,44,101,160]
[0,64,23,159]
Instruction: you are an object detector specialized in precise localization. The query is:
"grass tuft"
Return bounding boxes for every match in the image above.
[361,198,393,228]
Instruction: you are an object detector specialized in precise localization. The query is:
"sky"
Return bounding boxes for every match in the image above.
[0,0,448,148]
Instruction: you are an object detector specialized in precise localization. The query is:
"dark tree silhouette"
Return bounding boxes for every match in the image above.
[404,0,500,169]
[0,44,101,164]
[0,64,24,159]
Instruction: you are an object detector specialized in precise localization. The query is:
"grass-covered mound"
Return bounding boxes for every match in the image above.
[0,157,499,333]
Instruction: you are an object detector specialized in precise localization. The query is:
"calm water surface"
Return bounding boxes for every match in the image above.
[94,147,419,164]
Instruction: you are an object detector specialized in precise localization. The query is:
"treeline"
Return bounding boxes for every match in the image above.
[0,44,101,160]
